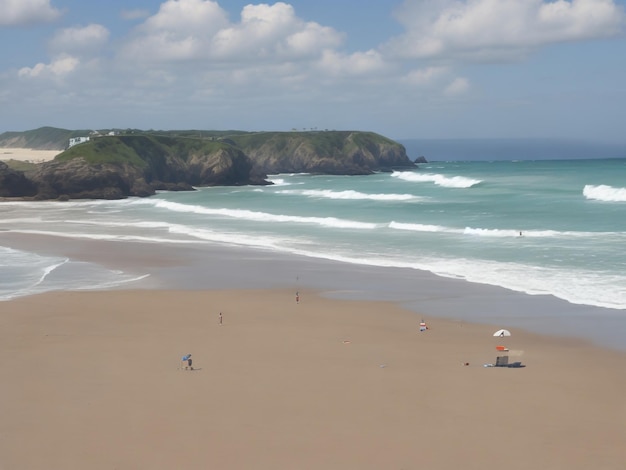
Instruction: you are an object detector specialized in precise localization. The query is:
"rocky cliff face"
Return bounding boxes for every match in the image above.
[231,131,414,175]
[1,135,266,200]
[28,158,154,200]
[0,161,38,197]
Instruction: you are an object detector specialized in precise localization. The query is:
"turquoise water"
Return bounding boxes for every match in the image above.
[1,158,626,309]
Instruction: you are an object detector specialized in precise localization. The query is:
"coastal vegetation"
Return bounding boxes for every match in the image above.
[0,126,93,150]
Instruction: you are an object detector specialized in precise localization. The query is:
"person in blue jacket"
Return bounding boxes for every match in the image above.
[182,354,192,370]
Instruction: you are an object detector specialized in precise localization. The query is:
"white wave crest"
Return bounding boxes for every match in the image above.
[389,221,456,233]
[465,227,528,237]
[392,171,482,188]
[276,189,421,201]
[583,185,626,202]
[391,224,617,239]
[147,200,378,229]
[167,225,298,250]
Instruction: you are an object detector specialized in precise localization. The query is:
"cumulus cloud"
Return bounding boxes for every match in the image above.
[121,0,229,61]
[387,0,625,61]
[49,24,110,54]
[18,54,79,78]
[121,0,344,62]
[0,0,61,26]
[210,3,343,59]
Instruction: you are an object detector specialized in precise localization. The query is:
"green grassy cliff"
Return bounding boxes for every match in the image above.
[0,128,415,200]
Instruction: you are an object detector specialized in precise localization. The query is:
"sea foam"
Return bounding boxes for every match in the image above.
[276,189,421,201]
[0,246,148,301]
[583,185,626,202]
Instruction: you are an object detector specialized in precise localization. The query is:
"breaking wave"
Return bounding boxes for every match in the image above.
[583,185,626,202]
[140,200,379,229]
[391,171,482,188]
[390,222,622,239]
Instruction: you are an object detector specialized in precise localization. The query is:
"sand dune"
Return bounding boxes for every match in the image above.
[0,147,61,162]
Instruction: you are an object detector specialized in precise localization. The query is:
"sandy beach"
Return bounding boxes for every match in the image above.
[0,147,61,163]
[1,236,626,469]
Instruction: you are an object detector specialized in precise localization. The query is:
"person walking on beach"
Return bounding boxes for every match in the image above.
[296,291,300,304]
[219,311,223,325]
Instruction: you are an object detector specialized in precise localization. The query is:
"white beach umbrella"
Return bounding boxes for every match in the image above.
[493,329,511,337]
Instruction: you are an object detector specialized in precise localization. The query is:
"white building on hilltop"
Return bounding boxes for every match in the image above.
[68,136,90,148]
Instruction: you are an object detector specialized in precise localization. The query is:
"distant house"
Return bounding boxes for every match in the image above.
[68,136,90,148]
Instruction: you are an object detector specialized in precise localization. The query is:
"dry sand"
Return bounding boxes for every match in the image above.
[1,288,625,469]
[0,147,61,162]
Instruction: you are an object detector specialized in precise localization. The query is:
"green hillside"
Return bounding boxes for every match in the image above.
[1,127,412,176]
[227,130,397,155]
[0,127,92,150]
[56,134,234,166]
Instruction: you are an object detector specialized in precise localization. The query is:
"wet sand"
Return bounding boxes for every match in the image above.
[2,231,626,351]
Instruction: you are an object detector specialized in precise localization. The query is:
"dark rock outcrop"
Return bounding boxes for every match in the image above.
[1,135,267,200]
[0,130,414,200]
[0,161,38,197]
[29,158,148,200]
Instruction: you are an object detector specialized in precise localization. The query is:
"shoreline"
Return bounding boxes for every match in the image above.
[2,233,626,468]
[1,231,626,352]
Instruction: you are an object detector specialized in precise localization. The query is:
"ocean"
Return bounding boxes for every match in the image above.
[2,153,626,348]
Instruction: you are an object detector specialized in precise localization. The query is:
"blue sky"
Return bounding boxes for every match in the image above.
[1,0,625,142]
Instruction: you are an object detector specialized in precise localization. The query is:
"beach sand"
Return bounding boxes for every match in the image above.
[1,284,626,469]
[0,147,61,163]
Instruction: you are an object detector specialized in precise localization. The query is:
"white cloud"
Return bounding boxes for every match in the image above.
[444,77,470,96]
[387,0,625,61]
[49,24,110,54]
[211,3,343,59]
[143,0,228,33]
[121,0,344,62]
[121,0,229,61]
[0,0,61,26]
[18,54,79,78]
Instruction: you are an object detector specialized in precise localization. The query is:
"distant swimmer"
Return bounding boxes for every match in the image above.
[519,231,523,237]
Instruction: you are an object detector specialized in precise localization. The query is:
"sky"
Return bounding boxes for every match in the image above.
[1,0,626,142]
